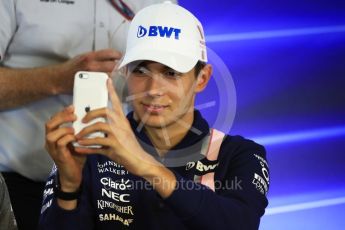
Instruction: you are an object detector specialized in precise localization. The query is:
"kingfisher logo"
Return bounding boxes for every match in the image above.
[137,25,181,40]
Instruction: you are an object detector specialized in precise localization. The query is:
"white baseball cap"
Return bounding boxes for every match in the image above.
[117,1,207,73]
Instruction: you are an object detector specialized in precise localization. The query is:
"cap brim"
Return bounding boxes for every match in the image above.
[117,47,199,73]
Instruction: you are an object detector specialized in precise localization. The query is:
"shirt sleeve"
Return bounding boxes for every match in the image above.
[0,0,17,63]
[164,138,269,230]
[38,163,95,230]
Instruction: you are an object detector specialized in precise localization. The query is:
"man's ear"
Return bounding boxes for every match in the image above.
[195,64,212,93]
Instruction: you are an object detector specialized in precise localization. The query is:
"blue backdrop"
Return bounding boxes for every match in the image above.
[179,1,345,229]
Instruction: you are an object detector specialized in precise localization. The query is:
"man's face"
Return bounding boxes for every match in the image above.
[126,61,198,128]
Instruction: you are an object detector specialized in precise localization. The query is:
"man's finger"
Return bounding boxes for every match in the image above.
[93,61,117,73]
[57,134,77,152]
[107,78,123,114]
[75,122,111,139]
[74,147,111,158]
[93,49,122,61]
[75,137,111,151]
[81,108,108,123]
[46,127,75,146]
[45,105,75,133]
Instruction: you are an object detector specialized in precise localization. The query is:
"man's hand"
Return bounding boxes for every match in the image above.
[0,49,121,109]
[56,49,122,94]
[74,79,177,198]
[45,105,86,209]
[74,78,151,176]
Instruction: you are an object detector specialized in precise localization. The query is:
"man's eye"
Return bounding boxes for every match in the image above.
[164,70,181,79]
[132,67,148,75]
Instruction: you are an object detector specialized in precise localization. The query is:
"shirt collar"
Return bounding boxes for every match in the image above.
[126,110,210,165]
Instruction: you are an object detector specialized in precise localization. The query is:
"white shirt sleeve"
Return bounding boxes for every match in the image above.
[0,0,17,63]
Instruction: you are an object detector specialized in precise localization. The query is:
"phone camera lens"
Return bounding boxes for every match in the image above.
[79,73,83,79]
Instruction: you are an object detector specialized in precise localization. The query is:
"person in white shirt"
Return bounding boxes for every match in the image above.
[0,0,176,229]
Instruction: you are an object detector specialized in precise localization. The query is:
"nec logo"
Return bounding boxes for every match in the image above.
[137,25,181,40]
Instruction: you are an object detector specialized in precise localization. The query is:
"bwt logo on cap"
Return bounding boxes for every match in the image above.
[137,25,181,40]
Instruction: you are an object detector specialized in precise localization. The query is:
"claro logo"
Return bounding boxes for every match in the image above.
[137,25,181,39]
[101,177,131,190]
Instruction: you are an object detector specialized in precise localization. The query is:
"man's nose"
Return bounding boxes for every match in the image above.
[146,74,166,97]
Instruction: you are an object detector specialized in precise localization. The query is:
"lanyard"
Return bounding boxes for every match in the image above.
[109,0,135,21]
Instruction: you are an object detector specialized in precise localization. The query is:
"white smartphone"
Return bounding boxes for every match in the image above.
[72,71,108,148]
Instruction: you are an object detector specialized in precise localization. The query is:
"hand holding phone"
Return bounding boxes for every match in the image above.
[72,71,108,148]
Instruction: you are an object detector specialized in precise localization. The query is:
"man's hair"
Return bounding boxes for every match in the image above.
[194,61,206,78]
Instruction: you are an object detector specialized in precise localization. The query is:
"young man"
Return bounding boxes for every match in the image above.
[39,2,269,229]
[0,1,174,229]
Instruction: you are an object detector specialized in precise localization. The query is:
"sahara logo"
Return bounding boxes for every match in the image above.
[99,213,133,226]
